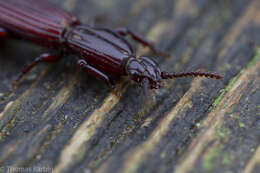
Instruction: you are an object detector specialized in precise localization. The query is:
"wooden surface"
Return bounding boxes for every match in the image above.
[0,0,260,173]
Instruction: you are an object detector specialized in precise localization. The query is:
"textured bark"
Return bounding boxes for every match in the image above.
[0,0,259,173]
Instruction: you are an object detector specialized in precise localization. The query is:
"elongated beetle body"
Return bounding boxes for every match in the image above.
[0,0,221,94]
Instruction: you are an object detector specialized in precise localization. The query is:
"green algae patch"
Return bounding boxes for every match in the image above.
[212,75,238,107]
[238,122,246,128]
[202,144,224,171]
[216,126,226,138]
[246,47,260,68]
[212,47,260,108]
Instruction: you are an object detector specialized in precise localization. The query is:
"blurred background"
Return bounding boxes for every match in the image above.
[0,0,259,173]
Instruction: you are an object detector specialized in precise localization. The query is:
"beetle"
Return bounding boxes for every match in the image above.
[0,0,221,95]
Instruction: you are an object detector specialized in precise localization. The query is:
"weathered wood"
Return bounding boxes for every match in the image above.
[0,0,259,173]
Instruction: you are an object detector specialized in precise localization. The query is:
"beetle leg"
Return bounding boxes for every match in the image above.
[115,27,155,49]
[76,59,115,87]
[88,13,107,27]
[10,53,61,93]
[15,53,61,84]
[88,18,96,27]
[115,27,168,56]
[0,27,8,37]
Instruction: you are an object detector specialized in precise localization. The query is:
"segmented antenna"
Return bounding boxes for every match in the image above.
[161,71,222,80]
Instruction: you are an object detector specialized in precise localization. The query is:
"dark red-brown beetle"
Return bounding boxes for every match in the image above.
[0,0,221,93]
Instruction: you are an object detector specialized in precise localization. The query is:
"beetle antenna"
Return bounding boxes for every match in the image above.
[161,71,222,80]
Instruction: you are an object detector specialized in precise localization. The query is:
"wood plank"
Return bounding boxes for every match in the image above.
[0,0,259,173]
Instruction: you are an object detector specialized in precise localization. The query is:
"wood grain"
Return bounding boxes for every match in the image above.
[0,0,259,173]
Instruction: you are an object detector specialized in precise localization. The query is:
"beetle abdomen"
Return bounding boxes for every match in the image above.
[0,0,79,46]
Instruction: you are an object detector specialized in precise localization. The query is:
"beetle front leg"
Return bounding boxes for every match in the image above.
[76,59,115,88]
[0,27,8,37]
[88,18,96,27]
[115,27,167,56]
[88,13,107,27]
[115,27,155,50]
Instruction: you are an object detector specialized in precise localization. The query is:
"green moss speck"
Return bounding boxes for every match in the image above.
[217,126,225,138]
[202,145,224,171]
[212,89,225,107]
[212,75,238,107]
[238,122,246,128]
[160,151,166,159]
[225,171,233,173]
[246,47,260,68]
[228,113,234,118]
[223,63,231,70]
[222,154,231,165]
[212,47,260,108]
[228,113,240,119]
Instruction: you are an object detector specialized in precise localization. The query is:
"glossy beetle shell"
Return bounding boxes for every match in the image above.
[0,0,78,46]
[66,26,134,75]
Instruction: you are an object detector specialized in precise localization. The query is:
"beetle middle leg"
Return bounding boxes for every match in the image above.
[76,59,122,97]
[0,27,8,37]
[76,59,115,87]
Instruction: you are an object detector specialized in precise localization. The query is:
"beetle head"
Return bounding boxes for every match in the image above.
[125,57,162,89]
